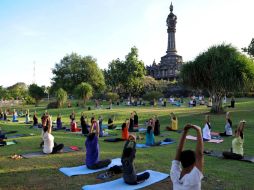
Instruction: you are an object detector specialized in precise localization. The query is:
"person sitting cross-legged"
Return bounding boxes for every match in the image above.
[170,124,204,190]
[85,121,111,169]
[43,116,64,154]
[121,135,150,185]
[222,120,246,160]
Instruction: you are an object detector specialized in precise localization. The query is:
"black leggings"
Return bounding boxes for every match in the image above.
[87,159,111,170]
[125,172,150,185]
[51,143,64,154]
[223,151,243,160]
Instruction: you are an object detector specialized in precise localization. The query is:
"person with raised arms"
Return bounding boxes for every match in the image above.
[166,112,178,131]
[202,115,211,141]
[170,124,204,190]
[220,112,233,136]
[223,120,246,160]
[122,134,150,185]
[85,117,111,169]
[43,115,64,154]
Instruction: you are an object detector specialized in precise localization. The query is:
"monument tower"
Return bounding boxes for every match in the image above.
[147,2,183,80]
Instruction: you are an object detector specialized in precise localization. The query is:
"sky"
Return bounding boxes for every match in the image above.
[0,0,253,87]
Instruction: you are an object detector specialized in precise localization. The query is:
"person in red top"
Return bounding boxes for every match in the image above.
[122,119,130,140]
[71,119,81,132]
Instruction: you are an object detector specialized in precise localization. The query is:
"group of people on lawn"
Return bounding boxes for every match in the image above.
[34,108,247,190]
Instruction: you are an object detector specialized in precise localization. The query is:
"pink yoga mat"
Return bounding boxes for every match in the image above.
[186,135,223,144]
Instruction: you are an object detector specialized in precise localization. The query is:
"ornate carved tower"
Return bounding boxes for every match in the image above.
[147,2,183,80]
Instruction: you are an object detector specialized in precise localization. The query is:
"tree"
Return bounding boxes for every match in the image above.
[142,91,163,101]
[75,82,93,106]
[28,84,45,106]
[242,38,254,58]
[55,88,67,108]
[105,92,119,102]
[104,47,146,97]
[181,44,254,113]
[7,82,28,99]
[52,53,105,94]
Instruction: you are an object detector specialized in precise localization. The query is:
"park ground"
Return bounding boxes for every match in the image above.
[1,98,254,190]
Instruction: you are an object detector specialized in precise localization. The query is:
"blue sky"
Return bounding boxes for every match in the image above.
[0,0,253,87]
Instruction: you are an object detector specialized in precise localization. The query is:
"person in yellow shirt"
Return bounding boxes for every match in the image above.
[166,112,178,131]
[223,120,246,160]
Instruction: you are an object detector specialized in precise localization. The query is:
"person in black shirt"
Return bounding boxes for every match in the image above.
[121,135,150,185]
[81,113,89,135]
[154,115,160,136]
[133,111,139,128]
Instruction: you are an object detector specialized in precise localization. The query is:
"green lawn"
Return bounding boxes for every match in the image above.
[1,99,254,190]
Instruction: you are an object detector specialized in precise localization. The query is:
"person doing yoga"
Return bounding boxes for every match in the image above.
[166,112,178,131]
[85,118,111,169]
[43,116,64,154]
[220,112,233,136]
[122,119,129,140]
[202,115,211,141]
[122,135,150,185]
[222,120,246,160]
[170,124,204,190]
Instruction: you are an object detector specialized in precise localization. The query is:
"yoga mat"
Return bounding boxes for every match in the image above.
[82,170,169,190]
[1,130,17,135]
[138,128,147,132]
[186,135,223,144]
[7,133,35,139]
[22,146,80,158]
[136,141,175,148]
[59,158,122,177]
[104,138,124,142]
[6,141,17,145]
[204,150,254,163]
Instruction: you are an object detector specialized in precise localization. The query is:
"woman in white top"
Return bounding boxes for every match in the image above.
[220,112,233,136]
[170,124,204,190]
[43,116,64,154]
[202,115,211,141]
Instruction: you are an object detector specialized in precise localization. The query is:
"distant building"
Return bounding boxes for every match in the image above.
[147,2,183,80]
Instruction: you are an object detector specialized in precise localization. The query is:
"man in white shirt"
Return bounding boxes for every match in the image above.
[170,124,204,190]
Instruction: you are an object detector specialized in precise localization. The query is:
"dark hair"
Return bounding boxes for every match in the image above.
[43,126,48,133]
[87,132,95,141]
[123,147,133,158]
[147,126,152,134]
[227,119,232,127]
[180,150,196,168]
[122,123,126,130]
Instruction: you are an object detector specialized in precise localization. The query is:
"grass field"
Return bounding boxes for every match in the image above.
[1,98,254,190]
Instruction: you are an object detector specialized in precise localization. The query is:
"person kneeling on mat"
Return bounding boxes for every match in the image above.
[170,124,204,190]
[122,135,150,185]
[166,113,178,131]
[222,120,246,160]
[85,121,111,169]
[43,116,64,154]
[202,115,212,141]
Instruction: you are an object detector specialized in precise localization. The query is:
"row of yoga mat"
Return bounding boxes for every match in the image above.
[59,158,169,190]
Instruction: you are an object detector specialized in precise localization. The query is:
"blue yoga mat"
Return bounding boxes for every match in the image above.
[82,170,169,190]
[136,141,175,148]
[59,158,122,176]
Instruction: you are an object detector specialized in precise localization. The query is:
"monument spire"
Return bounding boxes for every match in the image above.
[166,2,177,53]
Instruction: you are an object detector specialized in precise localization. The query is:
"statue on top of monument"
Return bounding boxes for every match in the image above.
[167,2,177,30]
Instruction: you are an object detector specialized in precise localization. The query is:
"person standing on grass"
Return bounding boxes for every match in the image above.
[122,134,150,185]
[202,115,212,141]
[170,124,204,190]
[85,117,111,169]
[43,115,64,154]
[220,112,233,136]
[223,120,246,160]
